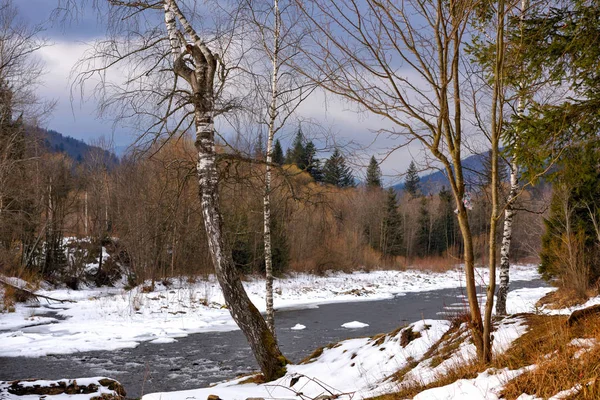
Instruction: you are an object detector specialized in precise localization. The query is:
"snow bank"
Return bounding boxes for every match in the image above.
[0,265,543,357]
[142,320,451,400]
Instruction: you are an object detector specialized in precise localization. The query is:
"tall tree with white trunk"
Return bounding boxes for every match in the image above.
[242,0,312,336]
[64,0,287,380]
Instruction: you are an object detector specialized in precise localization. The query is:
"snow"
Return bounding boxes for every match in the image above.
[143,320,451,400]
[413,367,534,400]
[0,377,122,400]
[2,263,590,400]
[0,265,544,357]
[341,321,369,328]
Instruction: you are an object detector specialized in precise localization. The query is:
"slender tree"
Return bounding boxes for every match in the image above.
[366,156,382,188]
[272,139,284,165]
[296,0,495,361]
[68,0,287,380]
[404,161,420,197]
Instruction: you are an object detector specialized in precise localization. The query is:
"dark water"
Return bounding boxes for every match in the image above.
[0,280,546,398]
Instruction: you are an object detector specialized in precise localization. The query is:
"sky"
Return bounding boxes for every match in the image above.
[16,0,451,185]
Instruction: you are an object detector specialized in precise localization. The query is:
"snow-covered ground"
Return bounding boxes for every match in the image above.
[3,264,598,400]
[0,265,543,357]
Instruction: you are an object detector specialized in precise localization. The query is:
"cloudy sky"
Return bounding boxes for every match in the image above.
[16,0,455,185]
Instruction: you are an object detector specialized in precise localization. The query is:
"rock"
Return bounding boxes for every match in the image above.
[207,395,223,400]
[2,377,126,399]
[567,304,600,326]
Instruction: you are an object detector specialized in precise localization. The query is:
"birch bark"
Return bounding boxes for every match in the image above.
[164,0,286,380]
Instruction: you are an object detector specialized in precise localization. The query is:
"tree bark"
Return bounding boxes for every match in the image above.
[496,0,527,317]
[263,0,281,337]
[164,0,286,380]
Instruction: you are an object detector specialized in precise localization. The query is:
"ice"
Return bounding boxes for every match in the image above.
[341,321,369,329]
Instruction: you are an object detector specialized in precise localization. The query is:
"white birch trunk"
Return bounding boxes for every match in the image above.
[264,0,280,337]
[496,0,528,316]
[164,0,286,379]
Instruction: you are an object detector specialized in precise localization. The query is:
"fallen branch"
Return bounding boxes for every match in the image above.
[0,277,76,304]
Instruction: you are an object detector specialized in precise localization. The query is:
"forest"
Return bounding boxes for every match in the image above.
[2,0,600,399]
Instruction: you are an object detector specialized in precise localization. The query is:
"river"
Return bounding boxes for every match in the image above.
[0,280,546,398]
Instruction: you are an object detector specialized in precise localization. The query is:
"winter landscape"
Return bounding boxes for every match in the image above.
[2,0,600,399]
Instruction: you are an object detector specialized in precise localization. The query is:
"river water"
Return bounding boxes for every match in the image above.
[0,280,546,398]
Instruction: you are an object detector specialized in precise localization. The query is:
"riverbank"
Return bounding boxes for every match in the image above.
[0,265,543,357]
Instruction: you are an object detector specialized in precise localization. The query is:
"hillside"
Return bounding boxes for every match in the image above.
[392,151,507,194]
[40,128,119,166]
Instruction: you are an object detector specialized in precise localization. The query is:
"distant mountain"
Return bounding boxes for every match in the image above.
[40,128,119,167]
[392,151,501,194]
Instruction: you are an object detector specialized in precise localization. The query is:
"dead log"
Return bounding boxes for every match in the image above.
[0,277,76,304]
[567,304,600,327]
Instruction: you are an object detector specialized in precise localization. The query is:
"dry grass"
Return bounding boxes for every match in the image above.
[500,313,600,400]
[536,287,593,310]
[371,310,600,400]
[407,255,458,273]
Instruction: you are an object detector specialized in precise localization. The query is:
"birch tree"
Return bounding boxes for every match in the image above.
[63,0,287,380]
[242,0,312,336]
[495,0,528,316]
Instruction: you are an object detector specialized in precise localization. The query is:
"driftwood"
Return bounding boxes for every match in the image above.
[567,304,600,327]
[0,277,76,304]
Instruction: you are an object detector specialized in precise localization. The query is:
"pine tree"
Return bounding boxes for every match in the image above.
[366,156,382,188]
[272,139,284,166]
[404,161,420,197]
[323,149,355,187]
[415,196,432,257]
[304,141,323,181]
[381,188,403,258]
[288,129,306,169]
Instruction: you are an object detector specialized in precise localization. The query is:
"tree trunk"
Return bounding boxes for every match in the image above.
[496,159,518,315]
[194,110,286,379]
[263,0,281,337]
[496,0,527,317]
[163,0,286,380]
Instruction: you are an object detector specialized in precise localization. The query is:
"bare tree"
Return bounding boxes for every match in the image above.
[241,0,313,336]
[62,0,287,380]
[295,0,500,362]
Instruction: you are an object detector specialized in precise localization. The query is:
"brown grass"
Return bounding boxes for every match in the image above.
[500,313,600,400]
[408,255,458,273]
[536,287,592,310]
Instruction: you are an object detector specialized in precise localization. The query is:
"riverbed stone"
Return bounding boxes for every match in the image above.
[1,377,126,399]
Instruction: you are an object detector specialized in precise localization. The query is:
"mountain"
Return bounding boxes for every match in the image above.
[40,128,119,167]
[392,151,502,194]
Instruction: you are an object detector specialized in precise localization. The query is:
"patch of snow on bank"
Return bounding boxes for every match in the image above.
[341,321,369,328]
[142,319,451,400]
[413,366,535,400]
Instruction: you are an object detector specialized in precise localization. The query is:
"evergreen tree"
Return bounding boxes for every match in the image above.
[432,186,458,255]
[272,139,284,166]
[539,142,600,293]
[254,132,265,160]
[381,188,403,258]
[288,129,306,169]
[366,156,382,188]
[404,161,420,197]
[415,196,431,257]
[304,141,323,181]
[323,149,355,187]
